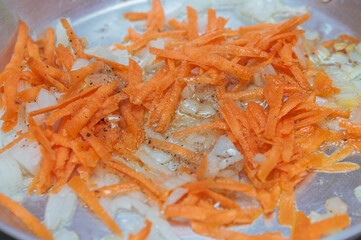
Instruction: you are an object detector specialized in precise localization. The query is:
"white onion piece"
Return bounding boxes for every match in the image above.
[90,167,121,188]
[164,188,188,206]
[211,135,239,157]
[354,185,361,202]
[197,102,216,118]
[181,84,195,99]
[54,229,79,240]
[45,185,77,231]
[326,53,349,65]
[0,155,23,197]
[218,155,244,169]
[304,30,320,41]
[315,96,328,107]
[149,39,165,49]
[26,89,58,125]
[315,45,331,64]
[253,153,266,164]
[144,127,166,141]
[309,211,333,223]
[115,210,145,237]
[162,173,196,190]
[143,145,172,164]
[102,196,134,219]
[350,101,361,124]
[55,19,70,47]
[124,194,180,240]
[136,146,174,175]
[85,46,129,65]
[293,44,307,69]
[205,152,220,178]
[318,119,341,131]
[325,197,348,215]
[260,64,277,77]
[10,138,41,175]
[348,51,361,64]
[71,58,89,71]
[356,43,361,54]
[216,169,240,182]
[180,99,199,115]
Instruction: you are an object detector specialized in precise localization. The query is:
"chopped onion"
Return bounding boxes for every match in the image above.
[0,155,23,197]
[144,127,166,141]
[45,185,78,231]
[253,153,266,164]
[325,197,348,215]
[26,89,58,125]
[180,99,199,115]
[55,19,70,47]
[211,135,240,157]
[85,46,129,65]
[354,185,361,202]
[10,138,41,175]
[136,146,174,175]
[143,145,172,164]
[304,30,320,41]
[162,173,196,190]
[164,188,188,206]
[356,43,361,54]
[197,102,216,118]
[350,101,361,124]
[218,155,244,169]
[90,167,121,188]
[260,64,277,77]
[181,84,195,99]
[315,96,328,106]
[115,210,145,236]
[54,228,79,240]
[293,39,307,69]
[71,58,89,71]
[101,196,135,219]
[309,211,333,223]
[348,51,361,64]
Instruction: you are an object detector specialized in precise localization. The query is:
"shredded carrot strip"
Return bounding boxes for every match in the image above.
[60,18,87,59]
[292,211,350,240]
[29,85,99,116]
[68,176,123,237]
[124,12,148,21]
[187,6,199,40]
[129,220,152,240]
[278,190,295,226]
[16,86,42,103]
[0,132,28,154]
[0,193,54,240]
[93,181,140,197]
[55,44,76,71]
[173,120,228,138]
[5,20,29,70]
[148,138,201,164]
[184,46,252,80]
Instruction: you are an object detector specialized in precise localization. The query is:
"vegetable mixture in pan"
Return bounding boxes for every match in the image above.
[0,0,361,239]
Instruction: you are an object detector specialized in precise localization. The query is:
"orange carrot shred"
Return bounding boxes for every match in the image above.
[0,193,54,240]
[129,220,152,240]
[68,176,123,237]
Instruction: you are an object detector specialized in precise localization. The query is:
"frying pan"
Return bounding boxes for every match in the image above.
[0,0,361,239]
